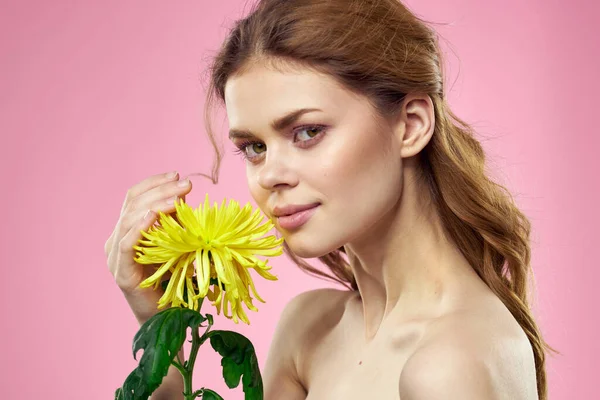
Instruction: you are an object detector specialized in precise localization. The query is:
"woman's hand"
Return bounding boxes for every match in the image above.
[104,171,193,325]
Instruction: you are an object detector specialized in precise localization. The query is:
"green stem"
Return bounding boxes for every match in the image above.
[183,327,201,397]
[171,360,186,376]
[174,297,213,400]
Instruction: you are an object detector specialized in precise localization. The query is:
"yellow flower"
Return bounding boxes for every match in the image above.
[133,194,284,324]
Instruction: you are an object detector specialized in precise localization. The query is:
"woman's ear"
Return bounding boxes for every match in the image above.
[391,94,435,158]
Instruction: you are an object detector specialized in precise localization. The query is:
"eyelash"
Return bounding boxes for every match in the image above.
[232,124,327,162]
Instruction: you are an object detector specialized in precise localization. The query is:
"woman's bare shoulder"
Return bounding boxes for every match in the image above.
[285,287,352,313]
[262,287,351,399]
[399,299,538,399]
[281,287,353,335]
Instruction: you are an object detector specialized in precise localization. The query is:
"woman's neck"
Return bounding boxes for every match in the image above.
[344,176,476,340]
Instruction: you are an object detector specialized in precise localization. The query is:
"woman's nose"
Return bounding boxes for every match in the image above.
[255,151,299,190]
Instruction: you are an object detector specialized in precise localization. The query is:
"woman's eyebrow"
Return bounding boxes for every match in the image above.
[228,107,322,140]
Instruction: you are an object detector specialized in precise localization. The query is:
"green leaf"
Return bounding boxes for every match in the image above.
[114,367,153,400]
[207,330,264,400]
[201,388,225,400]
[114,307,206,400]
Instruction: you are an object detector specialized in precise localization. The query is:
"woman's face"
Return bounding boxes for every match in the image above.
[224,62,405,258]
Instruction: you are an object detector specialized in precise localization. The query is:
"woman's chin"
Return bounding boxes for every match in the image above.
[283,238,337,259]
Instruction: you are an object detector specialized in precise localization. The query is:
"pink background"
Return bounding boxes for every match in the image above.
[1,1,598,398]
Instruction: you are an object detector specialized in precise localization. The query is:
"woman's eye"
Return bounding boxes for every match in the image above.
[233,125,326,161]
[296,126,322,141]
[244,142,266,157]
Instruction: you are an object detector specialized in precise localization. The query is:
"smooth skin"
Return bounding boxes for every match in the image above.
[224,61,538,399]
[107,61,538,399]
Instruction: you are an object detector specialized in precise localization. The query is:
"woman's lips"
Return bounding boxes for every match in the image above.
[277,204,319,230]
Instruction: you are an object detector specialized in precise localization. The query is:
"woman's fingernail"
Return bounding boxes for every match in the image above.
[144,210,153,220]
[166,171,178,179]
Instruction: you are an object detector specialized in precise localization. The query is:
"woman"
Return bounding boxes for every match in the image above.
[105,0,554,398]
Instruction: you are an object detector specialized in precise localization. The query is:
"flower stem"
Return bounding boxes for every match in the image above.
[176,298,213,400]
[183,327,201,398]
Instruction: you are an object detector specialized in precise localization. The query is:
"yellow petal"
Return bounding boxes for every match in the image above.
[159,265,181,308]
[211,250,231,285]
[246,271,266,303]
[186,277,197,310]
[194,249,208,298]
[175,256,191,305]
[133,193,285,324]
[140,257,176,288]
[201,248,212,295]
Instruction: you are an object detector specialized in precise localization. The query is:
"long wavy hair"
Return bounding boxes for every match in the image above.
[194,0,556,398]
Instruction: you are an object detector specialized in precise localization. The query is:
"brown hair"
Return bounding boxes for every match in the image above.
[196,0,556,397]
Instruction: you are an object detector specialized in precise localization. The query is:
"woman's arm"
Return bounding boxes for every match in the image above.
[262,292,312,400]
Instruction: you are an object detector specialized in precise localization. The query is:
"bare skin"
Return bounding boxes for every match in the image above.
[107,173,536,399]
[108,60,538,399]
[263,285,537,399]
[225,60,538,399]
